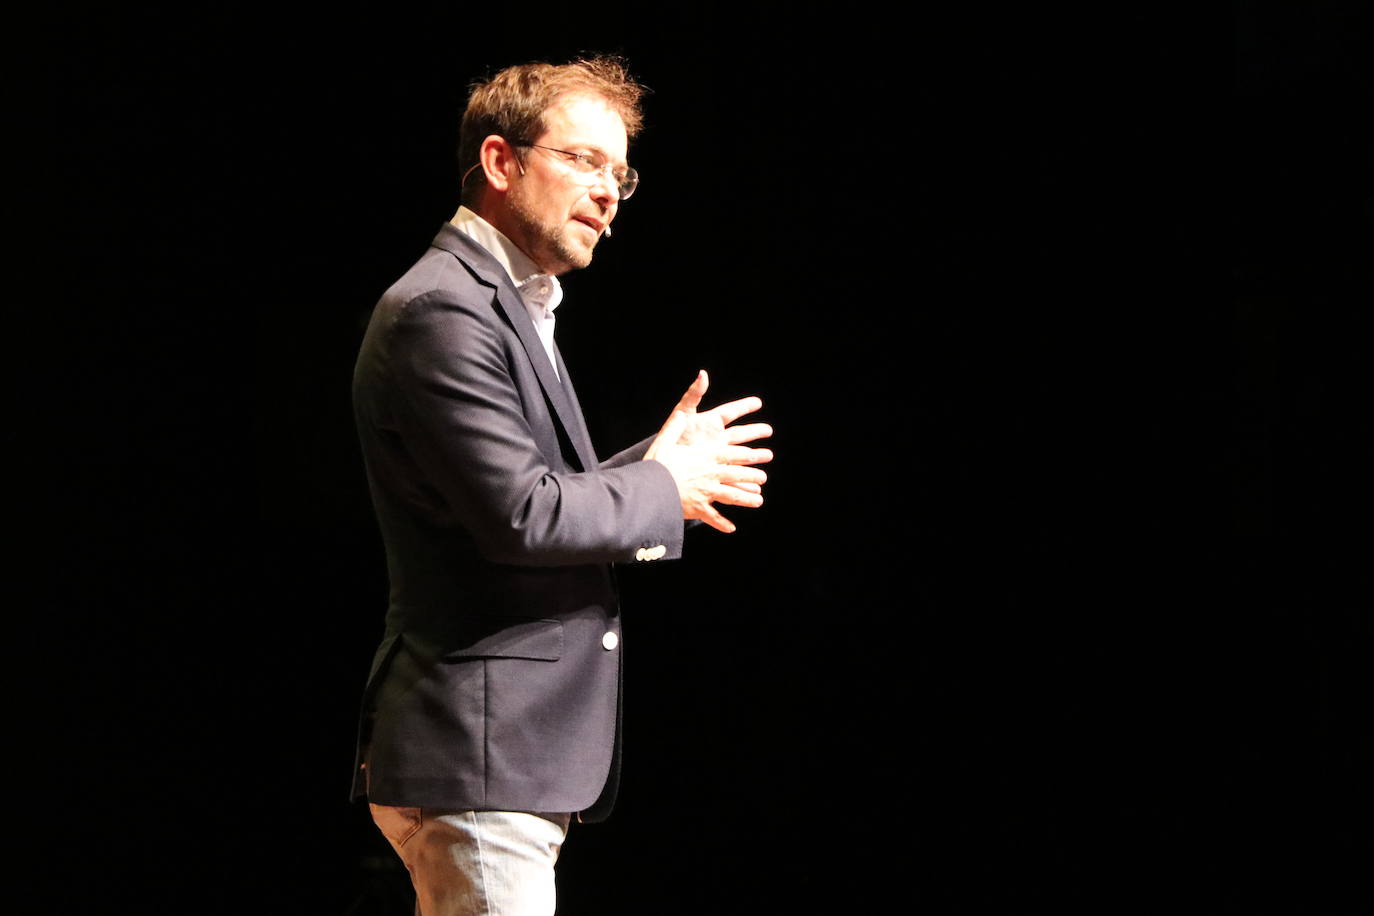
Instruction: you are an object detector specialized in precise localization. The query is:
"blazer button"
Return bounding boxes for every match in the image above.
[635,544,666,561]
[602,631,619,651]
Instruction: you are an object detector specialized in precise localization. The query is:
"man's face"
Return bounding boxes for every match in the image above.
[502,92,628,276]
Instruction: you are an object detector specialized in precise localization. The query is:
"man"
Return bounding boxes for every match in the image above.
[350,57,774,915]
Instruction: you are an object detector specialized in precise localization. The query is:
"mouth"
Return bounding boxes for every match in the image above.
[572,215,606,236]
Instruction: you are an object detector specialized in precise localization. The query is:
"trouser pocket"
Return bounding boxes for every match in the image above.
[369,803,423,849]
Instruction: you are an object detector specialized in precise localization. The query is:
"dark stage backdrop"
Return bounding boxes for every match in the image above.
[34,4,1367,913]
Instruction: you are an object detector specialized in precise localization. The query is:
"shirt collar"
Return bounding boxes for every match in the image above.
[450,206,562,314]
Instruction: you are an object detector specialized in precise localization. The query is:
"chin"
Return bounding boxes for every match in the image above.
[556,240,595,271]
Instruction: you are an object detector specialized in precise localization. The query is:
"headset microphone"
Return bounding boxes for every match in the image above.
[603,225,612,239]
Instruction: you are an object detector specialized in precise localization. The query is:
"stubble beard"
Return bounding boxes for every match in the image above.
[507,184,594,276]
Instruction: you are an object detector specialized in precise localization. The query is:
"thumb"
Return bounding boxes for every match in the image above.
[646,403,690,461]
[675,369,709,413]
[656,403,689,444]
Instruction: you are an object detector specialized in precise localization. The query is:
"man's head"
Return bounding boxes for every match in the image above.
[458,57,646,275]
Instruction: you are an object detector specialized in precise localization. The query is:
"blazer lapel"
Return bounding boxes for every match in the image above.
[430,225,599,472]
[554,344,598,468]
[491,286,599,472]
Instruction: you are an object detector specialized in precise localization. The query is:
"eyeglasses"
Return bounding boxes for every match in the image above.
[513,142,639,200]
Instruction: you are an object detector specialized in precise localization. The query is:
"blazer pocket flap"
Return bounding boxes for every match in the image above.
[446,616,563,662]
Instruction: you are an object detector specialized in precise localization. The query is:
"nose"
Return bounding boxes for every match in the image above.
[587,167,620,206]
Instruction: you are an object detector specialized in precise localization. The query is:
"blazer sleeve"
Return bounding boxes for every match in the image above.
[376,288,683,567]
[600,434,657,470]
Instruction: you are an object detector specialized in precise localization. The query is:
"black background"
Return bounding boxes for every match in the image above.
[33,3,1368,913]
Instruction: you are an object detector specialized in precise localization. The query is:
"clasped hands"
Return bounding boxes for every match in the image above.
[644,370,774,533]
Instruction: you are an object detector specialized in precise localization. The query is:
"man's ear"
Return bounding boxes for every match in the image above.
[479,135,519,193]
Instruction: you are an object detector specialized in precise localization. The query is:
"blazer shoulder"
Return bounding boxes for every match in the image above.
[381,244,497,315]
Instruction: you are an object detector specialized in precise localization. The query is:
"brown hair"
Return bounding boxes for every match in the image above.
[458,56,647,205]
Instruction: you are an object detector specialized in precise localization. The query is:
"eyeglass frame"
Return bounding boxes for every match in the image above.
[511,141,639,200]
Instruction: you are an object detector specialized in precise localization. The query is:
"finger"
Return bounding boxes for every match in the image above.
[675,369,709,413]
[724,422,773,446]
[697,504,736,533]
[713,465,768,486]
[728,481,762,495]
[707,395,763,426]
[717,445,773,466]
[708,483,764,508]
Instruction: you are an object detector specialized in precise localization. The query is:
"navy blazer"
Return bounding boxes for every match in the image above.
[351,223,683,820]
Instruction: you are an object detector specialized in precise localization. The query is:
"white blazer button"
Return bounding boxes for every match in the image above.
[602,632,619,650]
